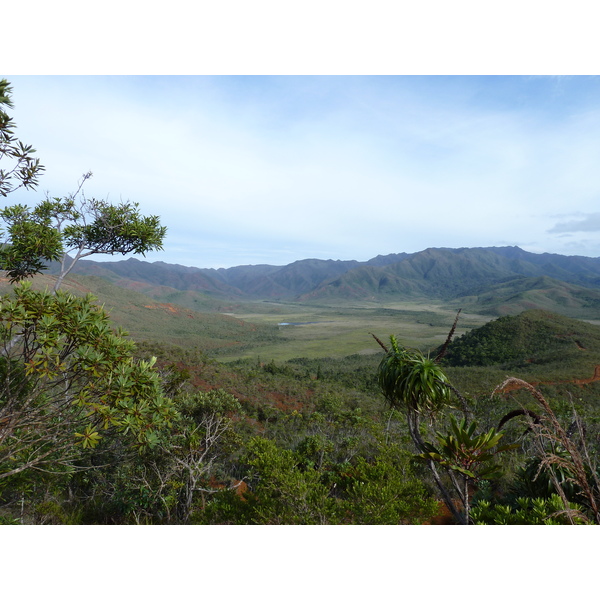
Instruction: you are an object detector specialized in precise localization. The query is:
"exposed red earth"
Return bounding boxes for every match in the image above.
[500,364,600,393]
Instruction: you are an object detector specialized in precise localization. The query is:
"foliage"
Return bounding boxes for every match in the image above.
[508,453,590,504]
[4,80,600,527]
[376,333,472,522]
[0,282,176,480]
[471,495,589,525]
[0,202,63,282]
[494,378,600,523]
[0,79,45,197]
[164,389,242,522]
[5,305,600,524]
[377,335,452,416]
[233,436,336,525]
[331,444,439,524]
[439,310,600,377]
[418,416,517,482]
[416,415,518,523]
[197,436,438,525]
[0,181,167,286]
[63,388,244,524]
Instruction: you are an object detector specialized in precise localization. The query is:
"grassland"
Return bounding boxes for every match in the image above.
[218,300,493,362]
[0,272,499,362]
[0,274,279,355]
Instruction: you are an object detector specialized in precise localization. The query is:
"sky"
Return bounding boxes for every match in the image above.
[4,74,600,269]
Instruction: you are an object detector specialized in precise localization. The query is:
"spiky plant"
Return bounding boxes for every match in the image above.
[377,335,452,416]
[495,378,600,524]
[376,335,465,522]
[418,415,518,523]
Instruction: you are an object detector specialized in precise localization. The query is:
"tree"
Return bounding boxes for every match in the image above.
[417,415,516,523]
[152,389,242,523]
[0,79,45,197]
[0,282,176,482]
[0,79,174,522]
[375,323,517,524]
[376,334,467,522]
[0,172,167,290]
[69,389,242,524]
[233,436,336,525]
[0,80,166,289]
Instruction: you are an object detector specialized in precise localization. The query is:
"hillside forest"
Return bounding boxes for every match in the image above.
[2,78,600,525]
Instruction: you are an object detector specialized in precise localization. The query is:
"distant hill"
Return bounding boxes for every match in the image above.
[44,246,600,318]
[439,309,600,380]
[452,276,600,318]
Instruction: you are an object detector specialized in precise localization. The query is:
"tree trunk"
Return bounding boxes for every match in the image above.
[407,411,466,525]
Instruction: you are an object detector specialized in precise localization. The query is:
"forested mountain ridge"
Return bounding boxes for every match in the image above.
[300,247,600,302]
[46,246,600,317]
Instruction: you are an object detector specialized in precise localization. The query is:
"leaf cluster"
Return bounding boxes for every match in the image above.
[471,494,589,525]
[62,198,166,257]
[0,203,64,282]
[0,194,167,283]
[0,283,176,479]
[0,79,45,197]
[418,416,517,481]
[377,334,452,415]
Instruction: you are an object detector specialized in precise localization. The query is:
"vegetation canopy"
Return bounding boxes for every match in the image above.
[0,79,45,197]
[0,282,176,480]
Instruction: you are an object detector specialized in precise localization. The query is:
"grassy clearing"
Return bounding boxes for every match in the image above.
[219,301,493,362]
[0,274,491,363]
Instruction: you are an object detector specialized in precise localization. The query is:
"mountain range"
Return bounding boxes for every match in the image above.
[46,246,600,318]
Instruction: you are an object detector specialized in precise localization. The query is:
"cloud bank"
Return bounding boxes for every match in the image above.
[6,75,600,267]
[549,213,600,233]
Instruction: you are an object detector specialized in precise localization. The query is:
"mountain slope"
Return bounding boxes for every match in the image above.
[43,246,600,317]
[46,257,246,299]
[452,275,600,318]
[0,274,279,354]
[439,309,600,380]
[300,247,600,306]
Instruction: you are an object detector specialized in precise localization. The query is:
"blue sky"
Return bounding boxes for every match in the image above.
[6,75,600,268]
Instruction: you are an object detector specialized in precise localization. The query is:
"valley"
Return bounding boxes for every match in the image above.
[218,300,492,361]
[34,244,600,363]
[6,74,600,530]
[5,245,600,526]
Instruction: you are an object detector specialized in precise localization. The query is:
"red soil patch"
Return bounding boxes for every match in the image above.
[144,302,180,314]
[500,364,600,392]
[143,302,197,318]
[207,476,248,497]
[425,501,457,525]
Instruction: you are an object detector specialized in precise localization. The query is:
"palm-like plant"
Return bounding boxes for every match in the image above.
[418,416,518,523]
[420,417,514,480]
[377,336,452,416]
[376,334,467,522]
[375,324,514,524]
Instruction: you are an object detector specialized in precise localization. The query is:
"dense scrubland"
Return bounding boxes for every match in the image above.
[3,289,600,524]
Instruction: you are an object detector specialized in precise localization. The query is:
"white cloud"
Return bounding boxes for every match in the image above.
[6,75,600,267]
